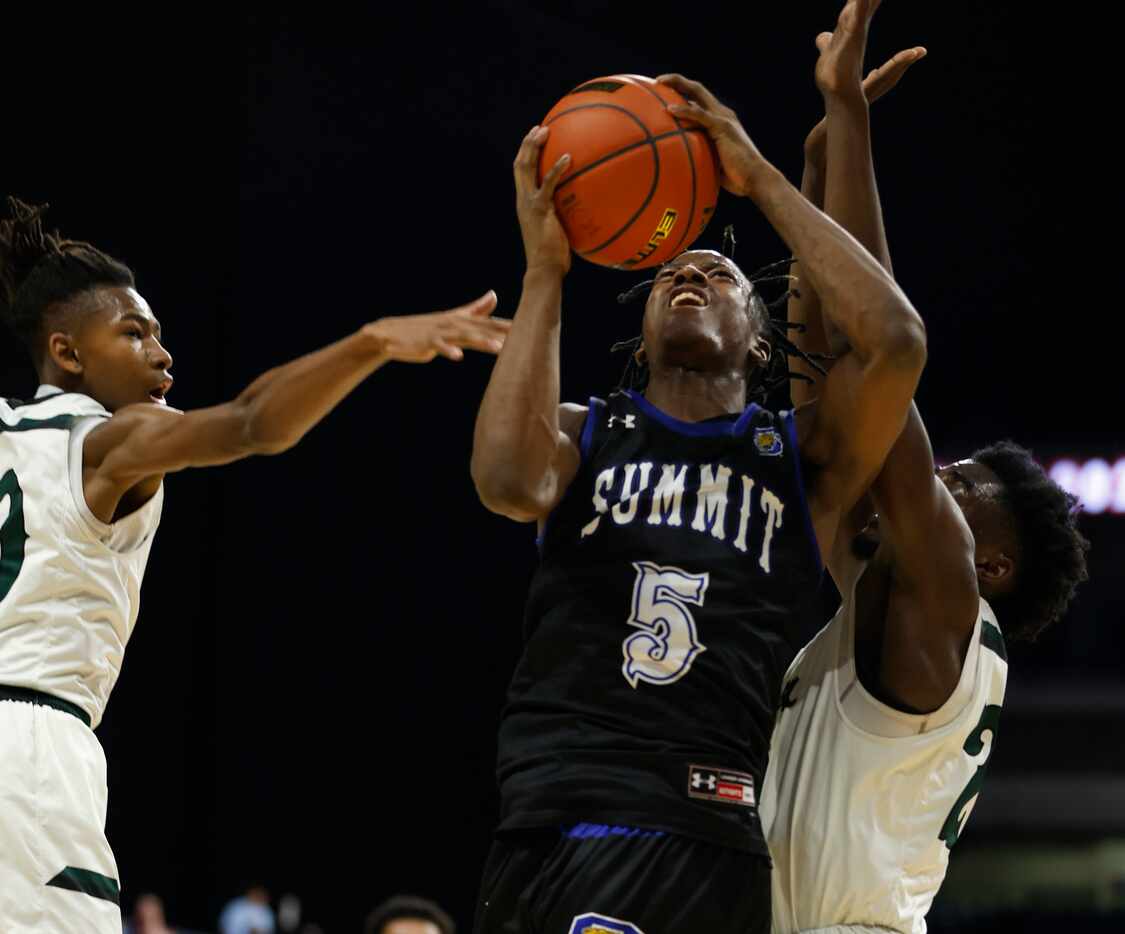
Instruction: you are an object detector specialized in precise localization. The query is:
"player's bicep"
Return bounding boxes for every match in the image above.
[869,407,977,600]
[544,401,586,510]
[800,347,921,514]
[86,401,255,487]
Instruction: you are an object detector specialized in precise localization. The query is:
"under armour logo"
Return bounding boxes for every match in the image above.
[608,414,636,429]
[691,771,716,791]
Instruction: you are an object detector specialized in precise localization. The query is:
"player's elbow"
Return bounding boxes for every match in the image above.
[874,303,927,376]
[471,458,547,523]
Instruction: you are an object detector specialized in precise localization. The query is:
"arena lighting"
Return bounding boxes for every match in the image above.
[1047,457,1125,515]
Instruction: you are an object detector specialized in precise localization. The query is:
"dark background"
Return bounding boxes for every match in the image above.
[5,2,1121,931]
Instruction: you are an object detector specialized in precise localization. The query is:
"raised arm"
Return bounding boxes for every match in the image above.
[659,64,926,534]
[804,0,979,710]
[83,294,507,523]
[471,126,585,523]
[788,44,926,409]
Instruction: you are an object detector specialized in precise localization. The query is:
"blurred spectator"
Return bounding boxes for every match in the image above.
[219,884,275,934]
[363,895,455,934]
[277,893,302,932]
[124,893,176,934]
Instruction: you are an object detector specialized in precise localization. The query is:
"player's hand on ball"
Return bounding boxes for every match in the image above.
[656,74,766,198]
[366,291,509,363]
[514,125,572,275]
[804,45,927,167]
[814,0,883,102]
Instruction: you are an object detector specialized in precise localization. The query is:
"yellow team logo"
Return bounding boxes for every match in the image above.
[569,913,646,934]
[621,209,679,267]
[754,427,783,456]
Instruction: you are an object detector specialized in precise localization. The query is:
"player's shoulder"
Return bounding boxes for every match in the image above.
[562,396,618,446]
[1,391,109,429]
[560,400,591,422]
[558,400,594,446]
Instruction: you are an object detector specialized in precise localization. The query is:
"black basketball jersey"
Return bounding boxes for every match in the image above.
[495,389,823,854]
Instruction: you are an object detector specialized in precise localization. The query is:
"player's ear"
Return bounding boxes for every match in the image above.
[748,334,771,369]
[634,342,648,366]
[47,331,83,376]
[976,553,1014,587]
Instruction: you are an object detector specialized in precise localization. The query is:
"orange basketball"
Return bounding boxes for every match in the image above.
[537,74,720,270]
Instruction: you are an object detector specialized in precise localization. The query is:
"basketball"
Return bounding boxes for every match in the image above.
[537,74,721,270]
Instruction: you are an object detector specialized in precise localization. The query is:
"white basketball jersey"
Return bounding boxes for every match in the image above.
[760,568,1008,934]
[0,387,163,728]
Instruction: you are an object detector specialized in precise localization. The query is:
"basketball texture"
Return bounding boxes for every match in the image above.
[537,74,720,270]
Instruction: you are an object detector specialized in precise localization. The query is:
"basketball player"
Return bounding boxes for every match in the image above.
[759,3,1091,932]
[468,50,930,933]
[0,197,508,934]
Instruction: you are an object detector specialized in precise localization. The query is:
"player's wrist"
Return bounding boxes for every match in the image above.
[822,88,869,118]
[358,320,393,361]
[523,262,568,284]
[738,159,784,202]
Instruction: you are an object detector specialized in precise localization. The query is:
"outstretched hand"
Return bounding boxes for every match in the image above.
[656,73,767,197]
[366,291,509,363]
[514,125,572,275]
[804,45,927,163]
[814,0,883,101]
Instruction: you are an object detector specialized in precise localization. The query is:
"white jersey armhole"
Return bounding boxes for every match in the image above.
[67,416,164,552]
[68,416,114,539]
[836,567,984,738]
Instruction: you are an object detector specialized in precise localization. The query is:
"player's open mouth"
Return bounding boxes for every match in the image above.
[148,379,173,405]
[670,287,708,309]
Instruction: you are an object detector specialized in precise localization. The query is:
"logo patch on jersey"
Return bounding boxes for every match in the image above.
[753,427,783,456]
[608,413,636,430]
[687,764,756,809]
[568,914,646,934]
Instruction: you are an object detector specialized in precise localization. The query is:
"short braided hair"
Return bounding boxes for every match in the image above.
[0,197,133,358]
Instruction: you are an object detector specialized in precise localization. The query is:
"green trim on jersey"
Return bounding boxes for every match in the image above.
[46,866,120,905]
[3,392,91,410]
[0,414,79,432]
[0,470,28,602]
[981,619,1007,662]
[0,685,92,727]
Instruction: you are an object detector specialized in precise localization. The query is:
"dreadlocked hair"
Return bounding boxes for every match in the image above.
[0,197,134,356]
[611,227,830,405]
[971,440,1090,642]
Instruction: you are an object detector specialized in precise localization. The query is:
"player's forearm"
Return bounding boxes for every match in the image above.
[235,327,390,454]
[824,96,892,275]
[809,96,899,366]
[744,160,924,369]
[787,158,833,407]
[471,266,565,512]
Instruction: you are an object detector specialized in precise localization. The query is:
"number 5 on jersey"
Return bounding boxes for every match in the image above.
[622,562,709,688]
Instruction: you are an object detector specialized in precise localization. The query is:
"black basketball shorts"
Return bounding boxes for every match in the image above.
[473,825,770,934]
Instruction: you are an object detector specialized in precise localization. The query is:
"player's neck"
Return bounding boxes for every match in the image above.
[37,361,84,397]
[643,369,747,422]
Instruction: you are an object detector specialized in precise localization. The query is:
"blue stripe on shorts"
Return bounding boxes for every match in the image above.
[561,822,667,840]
